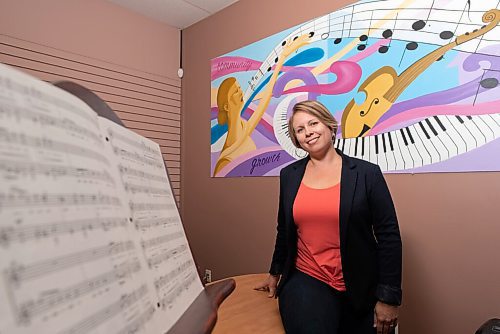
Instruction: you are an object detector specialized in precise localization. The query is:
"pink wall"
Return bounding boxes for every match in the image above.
[182,0,500,334]
[0,0,182,201]
[0,0,179,78]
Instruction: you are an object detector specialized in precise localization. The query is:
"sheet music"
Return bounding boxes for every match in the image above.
[98,117,203,333]
[0,64,203,334]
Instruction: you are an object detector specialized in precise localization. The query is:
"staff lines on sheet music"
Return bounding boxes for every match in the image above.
[4,241,135,285]
[0,159,114,184]
[154,259,195,292]
[244,4,499,98]
[0,217,128,247]
[118,164,167,183]
[159,270,198,309]
[320,19,496,38]
[134,216,179,230]
[15,259,142,324]
[0,191,122,209]
[0,128,110,166]
[130,202,177,212]
[0,77,98,127]
[115,304,156,334]
[147,244,188,268]
[57,284,148,334]
[0,105,102,144]
[108,130,159,156]
[123,182,171,196]
[141,231,184,249]
[113,147,164,169]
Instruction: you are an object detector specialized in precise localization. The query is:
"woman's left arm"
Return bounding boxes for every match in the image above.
[368,165,402,306]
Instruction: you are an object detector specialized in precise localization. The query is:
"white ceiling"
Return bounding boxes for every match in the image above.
[107,0,239,29]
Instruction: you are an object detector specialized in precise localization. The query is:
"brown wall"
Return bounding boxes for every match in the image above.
[0,0,182,201]
[182,1,500,333]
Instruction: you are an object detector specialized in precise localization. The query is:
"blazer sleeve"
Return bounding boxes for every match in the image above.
[368,165,403,306]
[269,169,288,275]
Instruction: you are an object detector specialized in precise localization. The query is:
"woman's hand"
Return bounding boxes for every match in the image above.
[253,274,280,298]
[374,301,399,334]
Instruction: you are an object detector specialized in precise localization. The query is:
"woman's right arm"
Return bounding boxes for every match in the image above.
[255,170,288,297]
[270,169,288,275]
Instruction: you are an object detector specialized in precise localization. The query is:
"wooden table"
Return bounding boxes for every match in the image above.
[211,273,285,334]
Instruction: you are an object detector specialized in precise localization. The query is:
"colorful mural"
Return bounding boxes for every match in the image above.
[211,0,500,177]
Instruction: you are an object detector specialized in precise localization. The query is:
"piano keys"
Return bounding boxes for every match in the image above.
[274,112,500,171]
[333,114,500,171]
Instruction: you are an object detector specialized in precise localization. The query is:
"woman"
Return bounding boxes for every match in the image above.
[213,34,311,176]
[255,100,402,334]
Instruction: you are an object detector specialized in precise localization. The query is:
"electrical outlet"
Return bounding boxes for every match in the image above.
[204,269,212,283]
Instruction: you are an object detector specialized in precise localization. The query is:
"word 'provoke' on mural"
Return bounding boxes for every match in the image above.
[210,0,500,177]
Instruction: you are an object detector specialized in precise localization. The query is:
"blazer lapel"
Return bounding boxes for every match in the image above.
[339,151,358,244]
[284,157,308,222]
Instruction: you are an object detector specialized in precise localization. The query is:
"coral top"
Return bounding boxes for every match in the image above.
[293,182,345,291]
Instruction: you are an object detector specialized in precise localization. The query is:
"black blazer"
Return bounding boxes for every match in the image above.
[269,149,402,313]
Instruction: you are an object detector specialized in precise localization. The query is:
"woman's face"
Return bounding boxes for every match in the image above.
[227,82,244,111]
[291,111,333,154]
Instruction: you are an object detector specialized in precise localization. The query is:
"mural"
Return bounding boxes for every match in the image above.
[210,0,500,177]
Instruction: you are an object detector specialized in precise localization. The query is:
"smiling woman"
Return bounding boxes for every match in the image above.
[255,100,403,334]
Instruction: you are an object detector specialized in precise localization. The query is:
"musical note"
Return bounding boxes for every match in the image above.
[480,77,499,89]
[473,68,500,105]
[0,217,128,247]
[58,285,149,334]
[342,8,500,138]
[357,11,373,51]
[134,216,178,230]
[124,182,171,196]
[130,202,176,212]
[16,259,141,323]
[141,232,183,249]
[147,244,188,268]
[5,241,135,286]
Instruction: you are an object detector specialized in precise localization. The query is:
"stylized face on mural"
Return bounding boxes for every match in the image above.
[292,112,334,155]
[227,82,244,113]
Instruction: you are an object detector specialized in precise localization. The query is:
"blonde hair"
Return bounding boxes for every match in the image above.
[288,100,338,148]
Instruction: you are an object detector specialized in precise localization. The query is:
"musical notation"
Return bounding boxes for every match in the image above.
[1,159,114,184]
[0,190,122,209]
[0,74,98,127]
[147,244,188,268]
[118,164,167,183]
[141,232,184,250]
[15,259,141,324]
[0,128,110,166]
[0,104,101,144]
[134,216,179,231]
[130,202,177,212]
[57,284,149,334]
[159,271,198,309]
[243,0,500,101]
[4,241,135,286]
[108,129,159,156]
[123,182,171,196]
[112,146,163,169]
[0,216,128,247]
[115,304,156,334]
[1,64,202,334]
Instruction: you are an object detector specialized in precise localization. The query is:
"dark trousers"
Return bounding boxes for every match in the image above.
[278,270,377,334]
